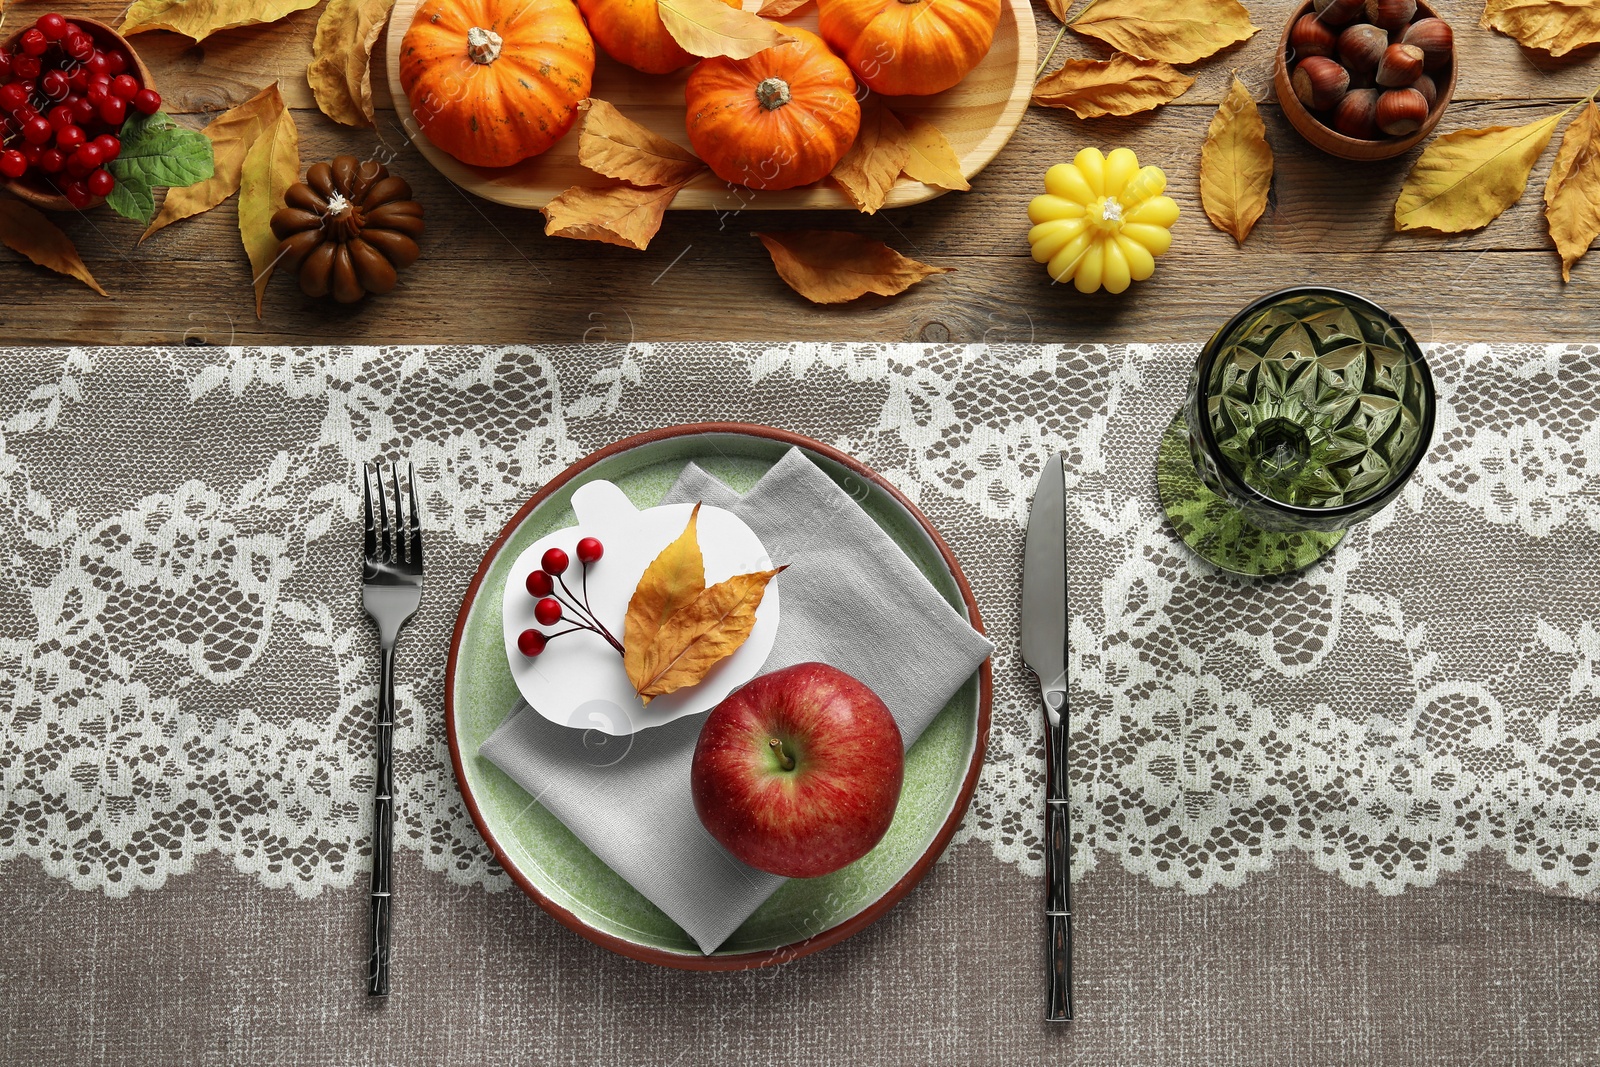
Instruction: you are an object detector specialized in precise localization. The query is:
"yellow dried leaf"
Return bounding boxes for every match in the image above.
[1200,76,1273,246]
[1393,111,1565,234]
[1045,0,1071,22]
[758,0,811,14]
[0,201,107,296]
[542,179,693,250]
[1031,55,1195,119]
[657,0,795,59]
[578,99,706,188]
[120,0,322,41]
[633,567,784,703]
[831,102,911,213]
[308,0,395,127]
[238,105,300,318]
[1482,0,1600,57]
[754,230,953,304]
[623,503,707,691]
[1545,102,1600,281]
[141,84,287,242]
[898,113,970,192]
[1071,0,1258,64]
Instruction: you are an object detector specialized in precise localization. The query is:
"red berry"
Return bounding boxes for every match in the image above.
[70,97,95,125]
[36,13,69,41]
[86,168,113,197]
[47,103,73,129]
[0,150,26,180]
[62,179,90,208]
[110,75,138,101]
[93,133,118,161]
[525,570,554,598]
[39,69,68,100]
[12,55,41,80]
[21,144,39,167]
[63,33,93,61]
[97,94,125,125]
[541,547,569,575]
[534,597,563,626]
[105,51,128,76]
[19,29,48,57]
[85,81,108,106]
[576,537,604,564]
[55,124,84,150]
[22,116,51,146]
[66,68,87,93]
[132,88,160,116]
[0,83,26,113]
[85,52,109,78]
[0,52,12,80]
[37,148,64,174]
[516,629,547,657]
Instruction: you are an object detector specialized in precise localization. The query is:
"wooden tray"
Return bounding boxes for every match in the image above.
[383,0,1036,211]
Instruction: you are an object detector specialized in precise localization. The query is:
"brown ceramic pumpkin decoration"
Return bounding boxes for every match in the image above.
[684,27,861,191]
[399,0,595,167]
[575,0,739,74]
[270,157,426,304]
[816,0,1001,97]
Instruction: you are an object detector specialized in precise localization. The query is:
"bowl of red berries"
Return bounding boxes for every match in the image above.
[0,13,160,211]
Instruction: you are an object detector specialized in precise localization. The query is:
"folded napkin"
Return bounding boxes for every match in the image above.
[479,448,993,953]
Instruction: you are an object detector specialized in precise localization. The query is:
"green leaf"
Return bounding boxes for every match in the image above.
[105,110,216,223]
[105,180,155,224]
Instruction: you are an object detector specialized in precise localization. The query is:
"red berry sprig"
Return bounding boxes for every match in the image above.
[517,537,623,657]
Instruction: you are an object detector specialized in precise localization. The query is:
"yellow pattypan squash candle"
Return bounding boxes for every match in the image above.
[1027,147,1180,295]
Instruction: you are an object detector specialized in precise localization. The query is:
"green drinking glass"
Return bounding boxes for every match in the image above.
[1157,286,1436,576]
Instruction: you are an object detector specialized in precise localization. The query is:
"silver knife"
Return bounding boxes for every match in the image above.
[1021,452,1072,1022]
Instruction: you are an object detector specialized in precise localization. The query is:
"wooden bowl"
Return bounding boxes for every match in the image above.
[0,16,156,211]
[1273,0,1456,161]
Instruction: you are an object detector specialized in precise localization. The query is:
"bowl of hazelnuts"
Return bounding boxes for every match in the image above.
[1274,0,1456,161]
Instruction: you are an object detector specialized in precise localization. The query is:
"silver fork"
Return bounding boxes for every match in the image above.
[360,460,423,998]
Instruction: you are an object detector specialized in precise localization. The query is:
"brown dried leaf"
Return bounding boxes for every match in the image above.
[0,201,107,296]
[898,112,970,192]
[1045,0,1071,22]
[1031,54,1195,118]
[238,105,300,318]
[1200,76,1273,246]
[1482,0,1600,57]
[542,179,692,250]
[1393,111,1565,233]
[623,503,707,692]
[141,83,287,242]
[754,230,952,304]
[1071,0,1258,64]
[578,99,706,188]
[633,567,785,703]
[120,0,322,41]
[308,0,395,127]
[1545,102,1600,281]
[657,0,795,60]
[831,102,911,213]
[758,0,811,14]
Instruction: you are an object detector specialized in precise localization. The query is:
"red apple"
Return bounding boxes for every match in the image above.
[691,662,904,879]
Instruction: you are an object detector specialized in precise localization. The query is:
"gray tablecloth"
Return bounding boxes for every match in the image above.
[0,344,1595,1066]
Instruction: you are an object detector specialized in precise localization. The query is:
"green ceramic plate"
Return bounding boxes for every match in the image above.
[446,424,992,969]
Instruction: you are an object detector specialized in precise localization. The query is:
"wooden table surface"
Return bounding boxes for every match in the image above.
[1,0,1596,346]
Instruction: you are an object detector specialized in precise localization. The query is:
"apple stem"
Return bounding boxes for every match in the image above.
[768,738,795,771]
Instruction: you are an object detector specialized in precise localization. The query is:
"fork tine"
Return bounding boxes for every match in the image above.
[376,460,393,563]
[362,464,377,562]
[390,460,406,565]
[407,462,423,570]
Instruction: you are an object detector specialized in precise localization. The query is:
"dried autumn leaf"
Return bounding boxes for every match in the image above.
[308,0,396,127]
[623,503,708,691]
[578,99,705,188]
[119,0,322,41]
[238,105,300,318]
[1071,0,1258,64]
[1545,102,1600,281]
[0,201,107,296]
[831,102,911,213]
[1481,0,1600,57]
[758,0,811,14]
[754,230,952,304]
[1200,75,1273,246]
[141,84,286,242]
[1393,111,1565,234]
[542,179,693,250]
[1031,55,1195,118]
[1045,0,1070,22]
[633,567,785,703]
[657,0,795,60]
[898,112,970,192]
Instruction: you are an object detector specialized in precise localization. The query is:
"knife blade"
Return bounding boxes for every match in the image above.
[1021,452,1072,1022]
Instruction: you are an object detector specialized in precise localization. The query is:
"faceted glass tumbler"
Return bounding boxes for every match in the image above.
[1157,287,1436,576]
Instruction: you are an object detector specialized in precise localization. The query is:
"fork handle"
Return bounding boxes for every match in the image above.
[368,643,395,997]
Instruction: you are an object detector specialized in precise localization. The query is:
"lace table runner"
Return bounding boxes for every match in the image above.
[1,343,1595,907]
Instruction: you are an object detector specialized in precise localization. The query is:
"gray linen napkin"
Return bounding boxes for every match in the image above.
[478,448,993,953]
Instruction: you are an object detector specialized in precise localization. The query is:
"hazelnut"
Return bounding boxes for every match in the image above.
[1293,55,1351,110]
[1377,87,1429,135]
[1338,24,1389,75]
[1412,73,1438,109]
[1290,13,1339,58]
[1365,0,1417,31]
[1312,0,1367,26]
[1402,18,1454,73]
[1333,88,1381,139]
[1376,42,1425,87]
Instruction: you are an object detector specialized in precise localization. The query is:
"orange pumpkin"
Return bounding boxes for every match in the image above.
[685,28,861,191]
[816,0,1001,97]
[399,0,595,167]
[575,0,739,74]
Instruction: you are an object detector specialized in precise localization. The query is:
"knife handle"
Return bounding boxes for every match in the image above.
[1042,684,1073,1022]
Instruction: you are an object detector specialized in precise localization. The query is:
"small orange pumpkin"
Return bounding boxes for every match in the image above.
[400,0,595,167]
[685,27,861,191]
[575,0,739,74]
[816,0,1001,97]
